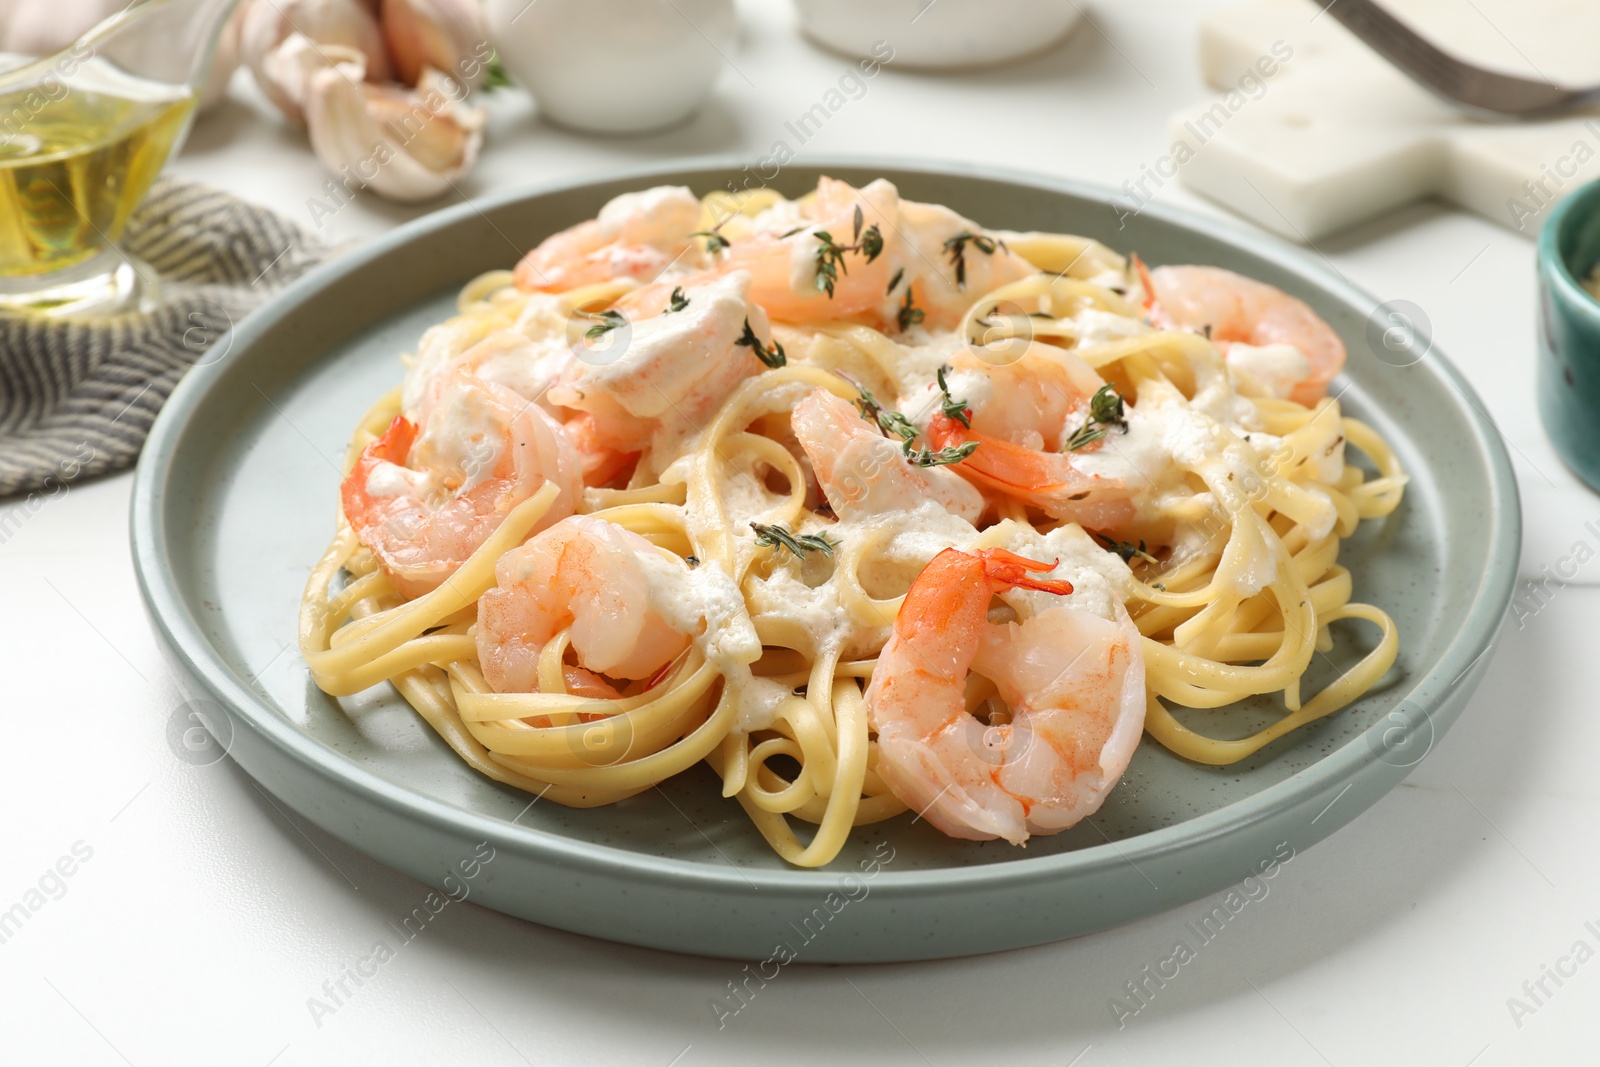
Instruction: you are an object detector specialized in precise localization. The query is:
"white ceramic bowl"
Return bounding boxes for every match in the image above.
[486,0,736,134]
[793,0,1081,69]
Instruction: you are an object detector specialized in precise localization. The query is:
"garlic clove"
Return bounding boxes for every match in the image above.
[241,0,391,124]
[0,0,123,56]
[380,0,488,89]
[198,1,251,113]
[260,34,368,121]
[304,64,485,203]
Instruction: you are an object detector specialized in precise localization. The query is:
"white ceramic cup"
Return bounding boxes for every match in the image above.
[793,0,1081,69]
[486,0,737,134]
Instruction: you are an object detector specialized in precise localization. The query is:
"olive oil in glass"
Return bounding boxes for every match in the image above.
[0,72,194,279]
[0,0,239,316]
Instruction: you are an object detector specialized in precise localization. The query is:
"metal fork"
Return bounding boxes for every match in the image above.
[1322,0,1600,119]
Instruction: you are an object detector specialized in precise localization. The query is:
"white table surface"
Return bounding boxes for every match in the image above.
[5,1,1598,1064]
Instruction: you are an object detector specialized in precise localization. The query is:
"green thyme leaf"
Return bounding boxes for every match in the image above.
[1065,384,1127,450]
[1089,383,1127,430]
[584,309,627,339]
[1093,533,1158,565]
[665,286,690,314]
[1064,422,1106,451]
[813,223,885,298]
[942,229,999,289]
[859,224,884,262]
[735,318,786,368]
[853,386,918,444]
[689,229,731,255]
[751,522,839,558]
[936,364,971,428]
[896,288,925,332]
[483,54,512,91]
[904,441,979,468]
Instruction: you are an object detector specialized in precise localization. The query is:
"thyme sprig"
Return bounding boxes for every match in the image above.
[942,229,1000,289]
[665,286,689,314]
[1064,384,1127,451]
[936,364,970,428]
[751,522,839,558]
[813,206,885,297]
[896,288,925,332]
[853,385,918,445]
[584,309,627,339]
[905,441,979,468]
[736,318,786,368]
[1093,533,1159,565]
[689,227,731,255]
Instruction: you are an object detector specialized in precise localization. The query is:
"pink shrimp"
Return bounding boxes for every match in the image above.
[341,374,583,599]
[513,185,703,293]
[911,346,1136,529]
[892,199,1038,329]
[864,548,1146,844]
[476,516,694,693]
[719,176,898,323]
[791,387,984,523]
[546,271,769,453]
[1141,261,1345,406]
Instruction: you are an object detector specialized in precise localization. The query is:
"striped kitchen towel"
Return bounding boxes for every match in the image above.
[0,177,331,496]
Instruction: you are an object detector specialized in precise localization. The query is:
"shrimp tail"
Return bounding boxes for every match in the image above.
[976,548,1074,596]
[1131,253,1156,313]
[341,415,416,523]
[925,412,1136,531]
[371,415,416,464]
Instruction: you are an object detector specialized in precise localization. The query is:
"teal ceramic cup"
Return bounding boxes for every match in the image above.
[1539,179,1600,490]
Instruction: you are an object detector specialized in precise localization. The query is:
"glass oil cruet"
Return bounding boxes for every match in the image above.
[0,0,240,315]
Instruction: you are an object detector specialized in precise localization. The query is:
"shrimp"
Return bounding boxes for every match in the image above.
[513,185,704,293]
[405,329,574,423]
[546,271,769,454]
[401,291,575,418]
[1143,263,1345,406]
[922,350,1136,530]
[892,199,1038,329]
[939,346,1106,450]
[791,387,984,523]
[863,548,1146,845]
[476,515,694,692]
[720,176,898,323]
[341,373,583,599]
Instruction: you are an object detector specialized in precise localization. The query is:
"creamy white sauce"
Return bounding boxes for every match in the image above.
[991,521,1132,622]
[637,547,771,729]
[411,384,507,493]
[365,462,428,500]
[1072,308,1149,346]
[569,272,752,419]
[597,185,701,245]
[1226,342,1311,399]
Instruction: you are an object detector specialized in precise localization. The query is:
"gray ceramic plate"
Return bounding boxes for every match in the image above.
[131,159,1518,962]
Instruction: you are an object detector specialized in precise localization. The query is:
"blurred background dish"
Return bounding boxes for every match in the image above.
[486,0,736,134]
[1537,179,1600,491]
[792,0,1081,70]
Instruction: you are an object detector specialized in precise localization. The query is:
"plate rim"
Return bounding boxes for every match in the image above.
[130,154,1521,894]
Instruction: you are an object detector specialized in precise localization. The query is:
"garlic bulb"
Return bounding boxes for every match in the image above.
[198,1,249,112]
[380,0,488,90]
[304,60,485,202]
[241,0,391,123]
[0,0,121,55]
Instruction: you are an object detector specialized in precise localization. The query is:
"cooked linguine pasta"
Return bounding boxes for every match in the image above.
[299,177,1406,867]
